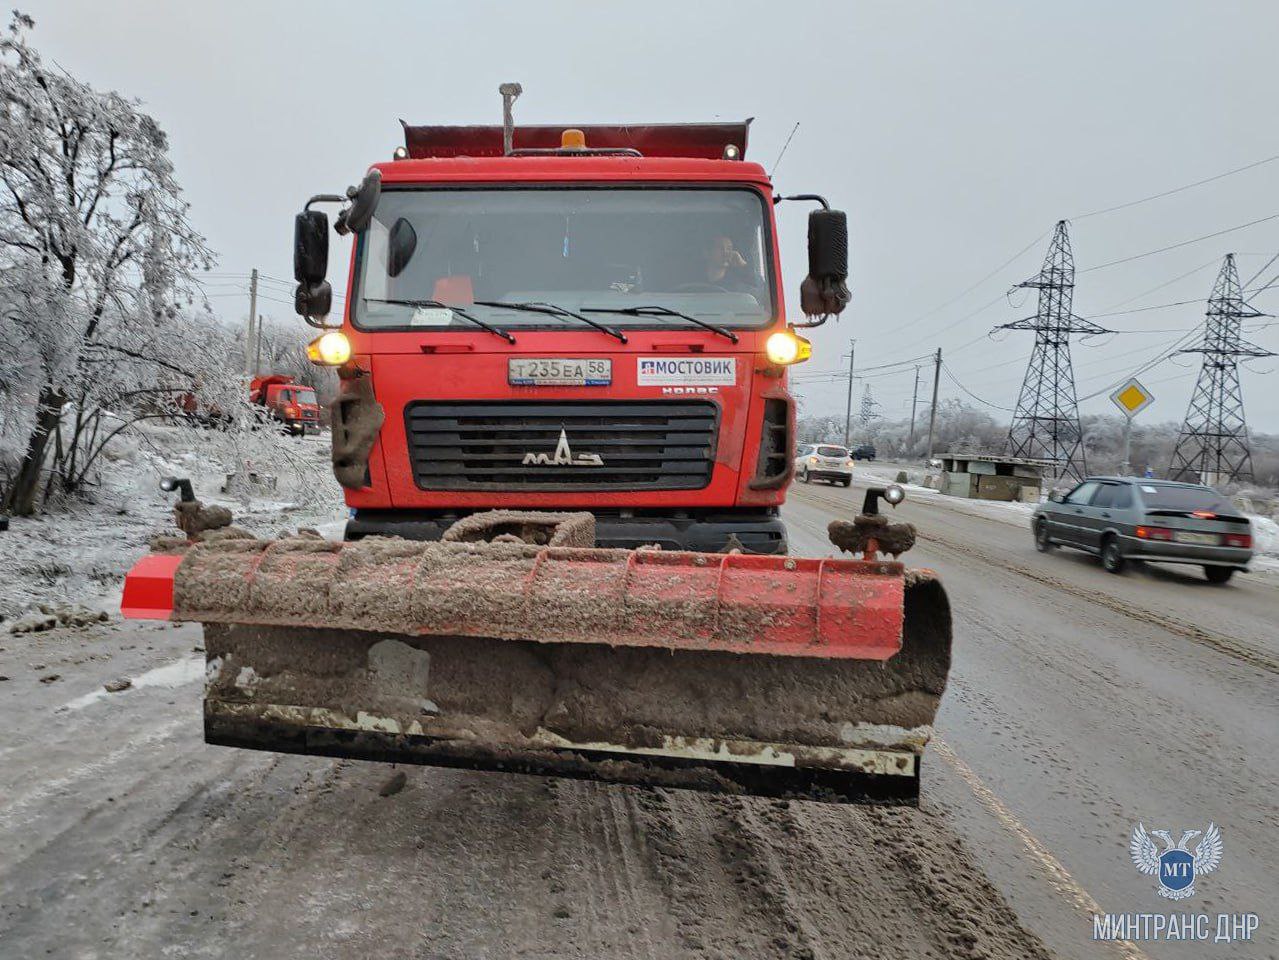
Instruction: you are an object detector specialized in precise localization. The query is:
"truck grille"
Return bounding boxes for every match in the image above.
[404,400,718,491]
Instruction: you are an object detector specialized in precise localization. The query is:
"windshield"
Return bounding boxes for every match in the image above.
[290,388,317,405]
[354,188,774,331]
[816,446,848,458]
[1138,483,1231,512]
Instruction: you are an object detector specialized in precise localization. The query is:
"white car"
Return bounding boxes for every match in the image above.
[795,443,854,487]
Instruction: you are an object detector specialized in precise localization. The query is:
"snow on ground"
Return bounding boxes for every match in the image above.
[1,422,345,623]
[856,462,1038,530]
[1248,515,1279,572]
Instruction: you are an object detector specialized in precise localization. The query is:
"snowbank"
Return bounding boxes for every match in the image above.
[1,422,345,622]
[855,463,1038,529]
[1250,514,1279,555]
[1247,515,1279,573]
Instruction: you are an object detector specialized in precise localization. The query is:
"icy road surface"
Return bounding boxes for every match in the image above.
[0,478,1274,959]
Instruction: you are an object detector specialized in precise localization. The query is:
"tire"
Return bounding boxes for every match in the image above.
[841,478,852,487]
[1101,535,1125,574]
[1034,519,1054,552]
[1203,566,1234,584]
[800,469,810,484]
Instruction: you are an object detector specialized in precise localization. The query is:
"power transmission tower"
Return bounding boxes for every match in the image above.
[858,383,879,425]
[997,221,1111,482]
[1167,253,1273,486]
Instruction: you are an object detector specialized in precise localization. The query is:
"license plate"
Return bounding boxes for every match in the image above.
[1173,531,1219,545]
[508,358,611,386]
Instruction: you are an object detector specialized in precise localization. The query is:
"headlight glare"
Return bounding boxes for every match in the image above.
[307,330,352,366]
[765,330,811,366]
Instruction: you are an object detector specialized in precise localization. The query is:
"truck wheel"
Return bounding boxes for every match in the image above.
[1203,566,1234,584]
[1101,535,1125,574]
[1034,519,1054,552]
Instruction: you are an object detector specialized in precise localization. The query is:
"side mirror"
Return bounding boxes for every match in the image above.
[337,169,382,235]
[799,208,850,320]
[387,217,418,278]
[294,210,329,285]
[1048,490,1064,503]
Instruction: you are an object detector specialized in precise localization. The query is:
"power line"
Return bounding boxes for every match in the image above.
[942,362,1015,412]
[1242,251,1279,289]
[790,353,932,382]
[1097,256,1222,311]
[1077,212,1279,274]
[889,230,1051,338]
[1070,152,1279,221]
[872,150,1279,345]
[1072,271,1279,400]
[1086,299,1200,320]
[1076,326,1205,401]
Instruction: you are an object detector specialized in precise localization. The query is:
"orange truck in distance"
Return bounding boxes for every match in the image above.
[248,375,320,436]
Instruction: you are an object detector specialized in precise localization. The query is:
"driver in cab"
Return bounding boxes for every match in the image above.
[701,235,758,292]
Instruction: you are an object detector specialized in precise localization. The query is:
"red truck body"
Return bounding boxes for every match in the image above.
[249,375,321,435]
[333,125,800,553]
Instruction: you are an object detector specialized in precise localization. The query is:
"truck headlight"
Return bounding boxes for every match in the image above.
[765,330,811,366]
[307,330,351,366]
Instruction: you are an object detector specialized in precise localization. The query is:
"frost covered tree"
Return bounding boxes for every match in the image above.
[0,13,212,514]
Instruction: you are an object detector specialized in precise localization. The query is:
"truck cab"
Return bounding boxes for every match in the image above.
[294,120,849,553]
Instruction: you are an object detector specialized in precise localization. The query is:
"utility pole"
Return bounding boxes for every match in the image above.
[842,339,856,447]
[908,364,921,452]
[925,348,942,462]
[1120,416,1133,478]
[254,314,265,377]
[246,268,259,377]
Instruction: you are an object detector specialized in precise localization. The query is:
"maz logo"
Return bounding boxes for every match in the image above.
[522,428,604,467]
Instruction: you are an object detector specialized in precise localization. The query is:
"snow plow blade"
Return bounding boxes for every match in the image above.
[122,519,950,804]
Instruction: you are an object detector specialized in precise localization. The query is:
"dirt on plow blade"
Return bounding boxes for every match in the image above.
[123,532,951,804]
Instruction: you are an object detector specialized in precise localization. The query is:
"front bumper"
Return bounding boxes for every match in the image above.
[346,509,787,554]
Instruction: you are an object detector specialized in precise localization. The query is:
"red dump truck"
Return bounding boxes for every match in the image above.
[123,106,951,804]
[248,374,320,435]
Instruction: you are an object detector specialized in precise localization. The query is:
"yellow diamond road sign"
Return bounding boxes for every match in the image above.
[1110,377,1154,418]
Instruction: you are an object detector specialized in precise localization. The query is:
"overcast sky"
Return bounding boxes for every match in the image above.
[23,0,1279,430]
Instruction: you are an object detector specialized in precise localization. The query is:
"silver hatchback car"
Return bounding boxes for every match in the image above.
[1031,477,1253,583]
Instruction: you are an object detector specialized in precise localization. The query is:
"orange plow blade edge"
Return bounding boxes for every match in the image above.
[122,535,951,804]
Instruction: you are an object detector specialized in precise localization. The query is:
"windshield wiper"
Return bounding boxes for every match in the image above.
[581,304,739,343]
[473,300,627,343]
[364,298,515,344]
